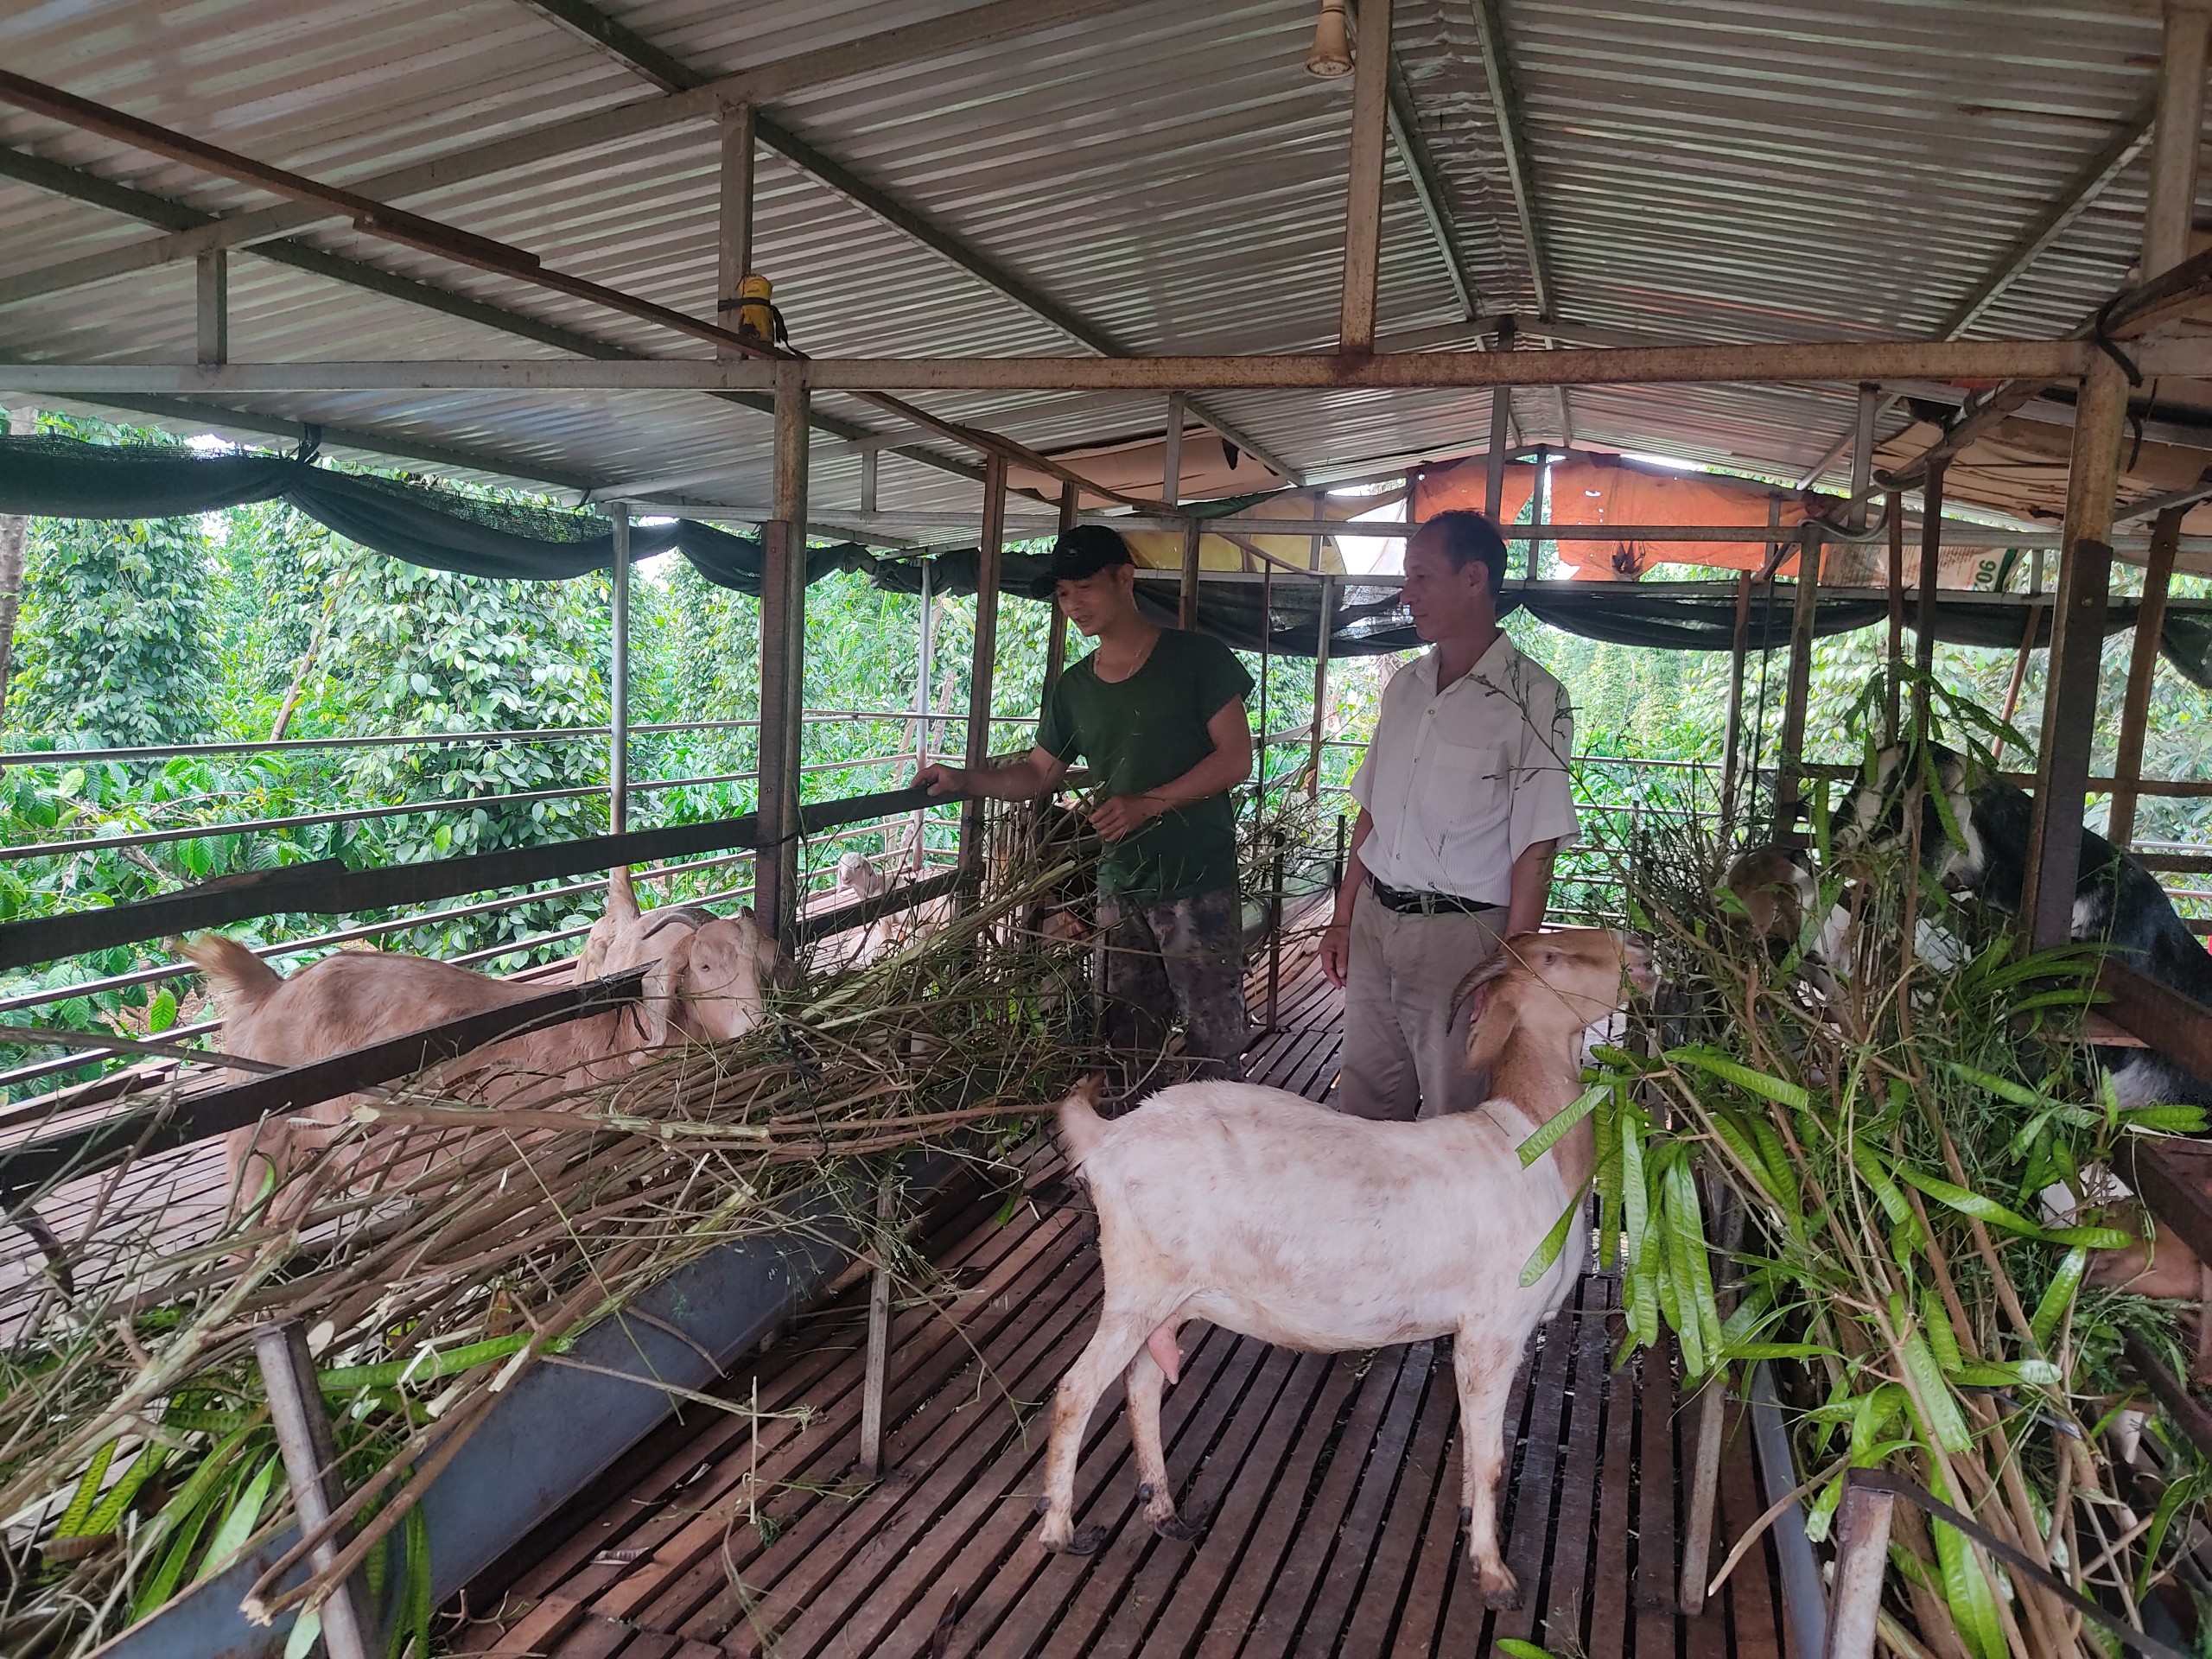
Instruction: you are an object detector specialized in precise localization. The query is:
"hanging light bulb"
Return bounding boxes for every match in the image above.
[1306,0,1353,77]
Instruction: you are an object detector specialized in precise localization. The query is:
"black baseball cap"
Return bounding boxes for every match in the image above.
[1029,524,1135,599]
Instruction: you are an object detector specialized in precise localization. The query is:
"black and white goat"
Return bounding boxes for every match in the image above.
[1842,741,2212,1107]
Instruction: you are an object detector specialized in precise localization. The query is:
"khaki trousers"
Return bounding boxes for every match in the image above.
[1334,895,1506,1122]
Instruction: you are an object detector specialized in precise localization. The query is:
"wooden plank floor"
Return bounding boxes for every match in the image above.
[461,943,1789,1659]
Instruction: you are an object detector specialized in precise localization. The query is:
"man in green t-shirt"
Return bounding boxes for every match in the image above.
[915,525,1255,1080]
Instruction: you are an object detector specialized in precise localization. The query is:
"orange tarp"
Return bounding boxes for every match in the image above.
[1414,453,1814,578]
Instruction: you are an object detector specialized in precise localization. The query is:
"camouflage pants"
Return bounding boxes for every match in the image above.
[1096,886,1249,1085]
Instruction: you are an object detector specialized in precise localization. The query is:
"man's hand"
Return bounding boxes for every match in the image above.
[913,762,969,798]
[1319,918,1352,986]
[1087,792,1164,842]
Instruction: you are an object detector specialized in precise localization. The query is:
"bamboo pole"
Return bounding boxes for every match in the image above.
[2107,504,2183,847]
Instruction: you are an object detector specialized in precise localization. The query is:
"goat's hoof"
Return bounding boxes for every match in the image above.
[1478,1565,1522,1611]
[1152,1512,1198,1542]
[1058,1524,1109,1557]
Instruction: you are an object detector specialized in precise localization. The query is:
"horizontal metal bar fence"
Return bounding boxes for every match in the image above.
[0,711,959,771]
[0,811,952,1023]
[0,750,923,862]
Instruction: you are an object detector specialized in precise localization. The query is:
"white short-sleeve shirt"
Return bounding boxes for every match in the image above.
[1348,633,1580,906]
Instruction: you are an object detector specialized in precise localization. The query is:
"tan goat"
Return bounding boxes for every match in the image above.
[186,903,773,1224]
[1036,928,1653,1606]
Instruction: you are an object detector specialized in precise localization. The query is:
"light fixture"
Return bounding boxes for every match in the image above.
[1305,0,1353,77]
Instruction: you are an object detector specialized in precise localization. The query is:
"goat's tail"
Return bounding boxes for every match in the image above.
[1055,1073,1111,1166]
[177,933,282,1012]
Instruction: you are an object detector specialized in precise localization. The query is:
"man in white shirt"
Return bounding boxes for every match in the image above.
[1319,510,1580,1121]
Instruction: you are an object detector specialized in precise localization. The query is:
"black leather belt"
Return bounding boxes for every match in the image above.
[1366,873,1502,917]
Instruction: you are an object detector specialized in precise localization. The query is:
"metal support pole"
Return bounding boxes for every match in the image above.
[1042,480,1076,704]
[910,561,935,872]
[1338,0,1390,353]
[1777,525,1821,835]
[2110,504,2183,847]
[1264,831,1286,1033]
[1485,325,1513,522]
[251,1320,378,1659]
[860,446,879,514]
[1911,463,1945,751]
[2024,537,2114,951]
[1821,1478,1897,1659]
[1750,1361,1830,1659]
[2024,353,2126,948]
[1255,559,1273,801]
[715,101,756,358]
[757,362,810,941]
[1178,515,1201,630]
[959,454,1007,878]
[1331,811,1347,891]
[1529,444,1550,579]
[196,249,227,367]
[1719,570,1751,834]
[2145,1,2212,283]
[1885,489,1905,743]
[856,1175,896,1478]
[609,501,630,836]
[1307,578,1335,798]
[1162,394,1184,505]
[1847,382,1877,532]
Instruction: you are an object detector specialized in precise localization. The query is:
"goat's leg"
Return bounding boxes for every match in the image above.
[1125,1340,1199,1541]
[1036,1308,1153,1555]
[1453,1331,1524,1609]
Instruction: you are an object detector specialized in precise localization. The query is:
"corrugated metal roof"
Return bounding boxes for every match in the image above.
[0,0,2200,527]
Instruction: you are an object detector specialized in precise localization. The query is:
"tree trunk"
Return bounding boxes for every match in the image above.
[270,586,343,741]
[0,406,34,732]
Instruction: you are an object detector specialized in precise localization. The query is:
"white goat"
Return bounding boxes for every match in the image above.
[1037,927,1652,1605]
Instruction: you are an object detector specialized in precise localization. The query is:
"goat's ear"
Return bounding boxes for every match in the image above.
[640,932,698,1046]
[1462,990,1516,1102]
[607,865,640,926]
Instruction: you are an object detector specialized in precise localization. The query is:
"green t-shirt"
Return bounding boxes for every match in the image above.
[1038,628,1255,899]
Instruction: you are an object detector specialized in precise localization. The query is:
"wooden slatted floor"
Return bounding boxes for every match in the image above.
[461,944,1789,1659]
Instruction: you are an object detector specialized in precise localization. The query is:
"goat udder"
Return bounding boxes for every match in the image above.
[1148,1323,1182,1385]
